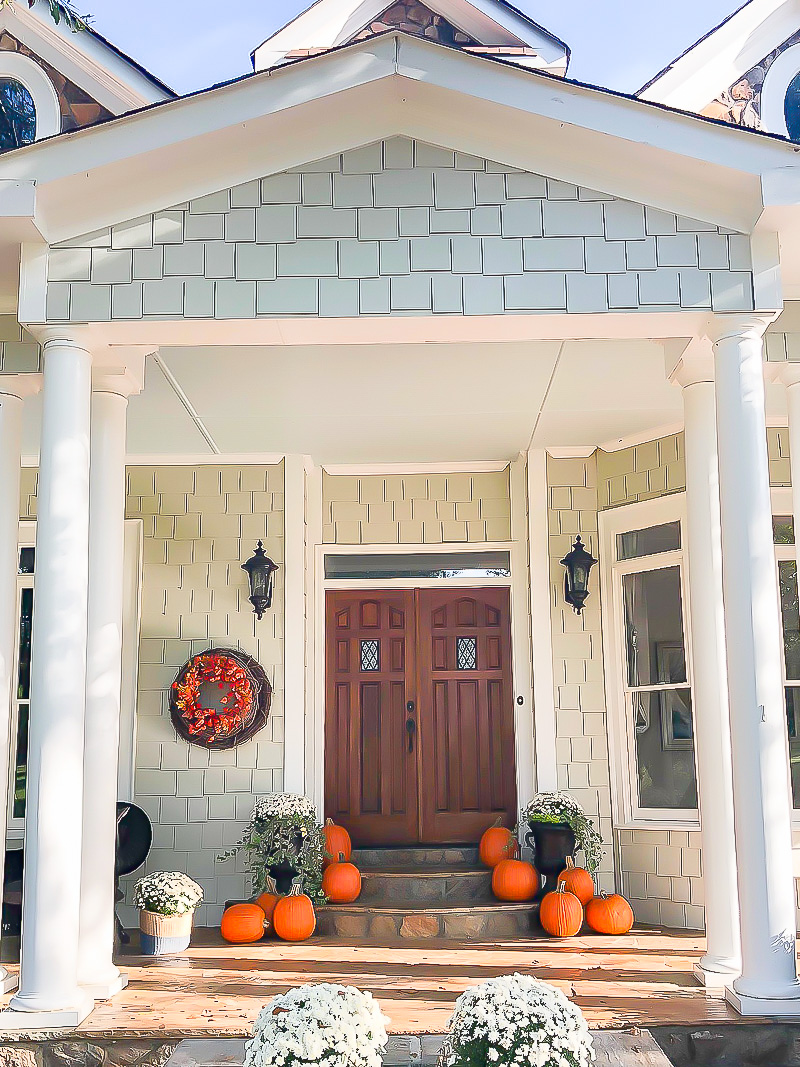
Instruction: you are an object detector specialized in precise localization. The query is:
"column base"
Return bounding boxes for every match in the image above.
[693,961,740,988]
[80,973,127,1001]
[0,995,94,1030]
[726,985,800,1017]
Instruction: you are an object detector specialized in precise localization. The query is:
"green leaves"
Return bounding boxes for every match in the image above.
[0,0,89,32]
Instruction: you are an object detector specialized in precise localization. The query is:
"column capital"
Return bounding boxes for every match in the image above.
[33,326,90,351]
[668,337,715,389]
[0,373,41,400]
[766,361,800,389]
[704,313,778,345]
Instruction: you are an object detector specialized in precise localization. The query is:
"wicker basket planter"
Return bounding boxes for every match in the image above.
[139,908,194,956]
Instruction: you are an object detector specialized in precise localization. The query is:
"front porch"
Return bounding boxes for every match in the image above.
[0,926,745,1038]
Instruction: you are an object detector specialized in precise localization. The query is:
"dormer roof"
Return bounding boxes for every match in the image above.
[251,0,569,76]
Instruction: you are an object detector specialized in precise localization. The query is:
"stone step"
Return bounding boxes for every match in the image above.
[358,865,494,903]
[351,845,480,868]
[315,900,539,940]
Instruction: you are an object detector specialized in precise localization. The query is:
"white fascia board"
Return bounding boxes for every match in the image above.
[253,0,566,71]
[0,5,172,113]
[639,0,800,112]
[0,33,797,243]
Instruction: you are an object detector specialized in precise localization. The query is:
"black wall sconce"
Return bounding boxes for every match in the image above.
[560,535,597,615]
[241,541,279,620]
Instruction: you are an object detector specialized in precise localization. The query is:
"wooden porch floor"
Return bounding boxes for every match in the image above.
[0,926,751,1036]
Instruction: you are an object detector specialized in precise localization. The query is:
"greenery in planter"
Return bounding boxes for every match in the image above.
[221,793,327,904]
[519,791,603,873]
[133,871,203,916]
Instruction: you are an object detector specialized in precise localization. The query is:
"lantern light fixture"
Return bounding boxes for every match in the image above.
[241,541,279,620]
[560,535,597,616]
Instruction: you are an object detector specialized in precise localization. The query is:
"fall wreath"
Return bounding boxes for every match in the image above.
[169,647,271,749]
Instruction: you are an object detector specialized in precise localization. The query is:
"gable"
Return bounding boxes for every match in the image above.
[0,31,112,134]
[43,137,755,324]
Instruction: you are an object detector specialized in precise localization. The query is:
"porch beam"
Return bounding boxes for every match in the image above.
[669,342,740,986]
[78,356,144,1000]
[709,313,800,1016]
[2,332,94,1027]
[0,375,39,998]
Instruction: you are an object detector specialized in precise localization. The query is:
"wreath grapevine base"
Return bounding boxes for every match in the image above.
[170,647,271,749]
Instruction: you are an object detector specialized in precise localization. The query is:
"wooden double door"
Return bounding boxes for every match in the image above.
[324,588,517,846]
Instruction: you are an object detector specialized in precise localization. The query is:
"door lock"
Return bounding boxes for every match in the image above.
[405,717,417,753]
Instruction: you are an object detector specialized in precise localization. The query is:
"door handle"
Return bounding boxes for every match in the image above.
[405,717,416,753]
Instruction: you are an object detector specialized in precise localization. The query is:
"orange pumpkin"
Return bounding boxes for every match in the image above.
[220,903,265,944]
[323,819,352,867]
[273,884,317,942]
[557,857,594,907]
[491,859,538,902]
[585,891,634,935]
[479,821,519,868]
[322,852,362,903]
[255,879,280,931]
[539,882,583,938]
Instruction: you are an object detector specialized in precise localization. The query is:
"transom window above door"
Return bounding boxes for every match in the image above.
[325,551,511,580]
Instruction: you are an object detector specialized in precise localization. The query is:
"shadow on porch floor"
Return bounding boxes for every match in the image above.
[0,925,743,1036]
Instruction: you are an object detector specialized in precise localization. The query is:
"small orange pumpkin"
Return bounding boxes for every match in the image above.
[585,891,634,935]
[255,878,280,931]
[491,859,538,902]
[539,882,583,938]
[273,884,317,942]
[323,819,352,867]
[220,903,265,944]
[557,857,594,907]
[322,852,362,903]
[479,820,519,868]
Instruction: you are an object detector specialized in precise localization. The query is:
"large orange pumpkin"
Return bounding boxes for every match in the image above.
[273,885,317,941]
[557,857,594,907]
[491,859,538,902]
[221,903,265,944]
[323,819,352,867]
[539,883,583,938]
[479,821,518,868]
[255,880,280,932]
[585,891,634,935]
[322,853,361,903]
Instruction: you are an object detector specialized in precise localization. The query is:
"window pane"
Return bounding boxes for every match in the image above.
[779,560,800,681]
[617,522,681,561]
[632,689,697,809]
[360,640,379,672]
[774,515,796,545]
[0,79,36,152]
[325,551,510,580]
[787,688,800,808]
[786,70,800,143]
[456,636,477,670]
[17,548,34,575]
[16,587,33,700]
[622,566,686,687]
[12,703,28,820]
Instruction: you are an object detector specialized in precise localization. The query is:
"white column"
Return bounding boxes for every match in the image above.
[0,378,39,997]
[670,348,740,986]
[77,380,134,999]
[283,454,307,795]
[2,335,94,1027]
[710,315,800,1016]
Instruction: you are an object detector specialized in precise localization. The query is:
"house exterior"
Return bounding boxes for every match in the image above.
[4,0,800,1030]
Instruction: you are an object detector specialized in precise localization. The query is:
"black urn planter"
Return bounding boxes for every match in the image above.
[268,861,299,895]
[525,821,576,901]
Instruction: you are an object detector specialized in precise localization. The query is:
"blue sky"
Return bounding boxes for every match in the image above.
[83,0,737,97]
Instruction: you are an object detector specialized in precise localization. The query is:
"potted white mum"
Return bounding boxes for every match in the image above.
[245,983,388,1067]
[441,974,593,1067]
[133,871,203,956]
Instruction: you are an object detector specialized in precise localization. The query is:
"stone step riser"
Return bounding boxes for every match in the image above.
[351,846,480,868]
[358,870,493,903]
[316,905,539,940]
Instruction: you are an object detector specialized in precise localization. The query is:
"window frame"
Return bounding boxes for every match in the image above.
[599,494,700,830]
[761,45,800,139]
[7,522,36,838]
[0,51,60,146]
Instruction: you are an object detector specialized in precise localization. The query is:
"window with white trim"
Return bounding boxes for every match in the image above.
[601,497,698,825]
[773,514,800,807]
[9,533,35,834]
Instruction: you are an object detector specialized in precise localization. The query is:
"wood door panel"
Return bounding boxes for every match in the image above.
[417,589,517,843]
[325,590,418,846]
